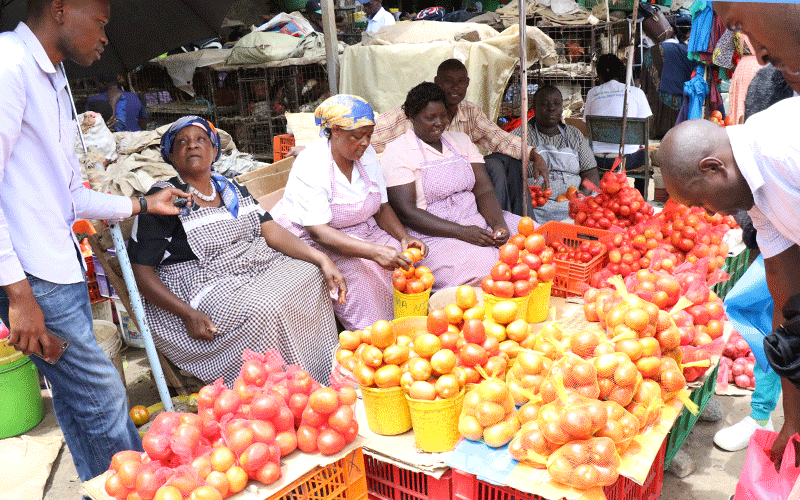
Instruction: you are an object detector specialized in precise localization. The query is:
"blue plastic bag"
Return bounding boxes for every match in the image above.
[723,254,773,372]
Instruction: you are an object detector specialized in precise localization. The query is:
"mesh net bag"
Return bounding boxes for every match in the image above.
[548,437,621,489]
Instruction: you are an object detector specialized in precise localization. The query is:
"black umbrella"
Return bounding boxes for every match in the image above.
[0,0,236,78]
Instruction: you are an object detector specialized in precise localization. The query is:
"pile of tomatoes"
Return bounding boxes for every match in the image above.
[392,247,434,294]
[481,217,557,300]
[296,386,359,455]
[708,110,736,127]
[459,377,520,448]
[549,239,606,265]
[719,332,756,389]
[529,185,553,207]
[570,171,655,229]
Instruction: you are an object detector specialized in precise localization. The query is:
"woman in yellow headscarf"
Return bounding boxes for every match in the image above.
[272,95,426,329]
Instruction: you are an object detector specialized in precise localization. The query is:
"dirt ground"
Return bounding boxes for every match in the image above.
[27,345,774,500]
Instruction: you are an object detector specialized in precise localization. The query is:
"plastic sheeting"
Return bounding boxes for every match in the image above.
[339,24,557,121]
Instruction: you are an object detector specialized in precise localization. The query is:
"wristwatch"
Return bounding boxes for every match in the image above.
[137,195,148,214]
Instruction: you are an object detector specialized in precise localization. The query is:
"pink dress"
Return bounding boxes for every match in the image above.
[272,146,400,331]
[402,134,521,291]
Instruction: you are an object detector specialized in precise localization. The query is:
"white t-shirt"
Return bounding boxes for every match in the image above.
[727,96,800,258]
[366,7,396,33]
[279,137,388,227]
[583,80,653,155]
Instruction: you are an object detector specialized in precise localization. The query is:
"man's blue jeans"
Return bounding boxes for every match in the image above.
[0,273,142,481]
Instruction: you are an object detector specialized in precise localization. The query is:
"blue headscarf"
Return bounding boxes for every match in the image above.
[314,95,375,138]
[160,116,239,218]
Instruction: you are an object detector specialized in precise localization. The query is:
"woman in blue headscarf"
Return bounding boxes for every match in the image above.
[272,95,426,330]
[128,116,346,386]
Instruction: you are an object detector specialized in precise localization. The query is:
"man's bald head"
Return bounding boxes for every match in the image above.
[657,119,754,215]
[657,119,728,182]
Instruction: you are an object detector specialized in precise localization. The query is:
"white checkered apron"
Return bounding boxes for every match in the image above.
[273,148,400,330]
[410,136,521,290]
[143,182,338,386]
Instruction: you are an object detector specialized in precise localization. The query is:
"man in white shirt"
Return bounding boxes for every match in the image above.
[656,99,800,469]
[359,0,395,33]
[583,54,652,194]
[0,0,187,482]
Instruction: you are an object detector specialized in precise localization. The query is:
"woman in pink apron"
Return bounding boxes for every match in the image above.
[271,95,427,330]
[129,116,346,385]
[381,83,521,291]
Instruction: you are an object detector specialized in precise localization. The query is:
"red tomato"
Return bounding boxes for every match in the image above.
[458,343,488,367]
[275,431,298,457]
[492,280,515,298]
[142,432,172,461]
[525,234,546,254]
[392,274,406,292]
[499,244,520,266]
[296,425,319,453]
[255,462,281,485]
[213,390,241,419]
[510,263,531,281]
[239,442,271,475]
[490,262,512,282]
[537,264,556,282]
[328,405,355,434]
[513,280,531,297]
[480,277,495,295]
[521,252,542,271]
[309,388,339,415]
[249,393,281,421]
[317,429,347,455]
[427,309,449,335]
[462,318,486,344]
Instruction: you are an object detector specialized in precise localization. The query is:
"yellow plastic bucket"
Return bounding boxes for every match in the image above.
[483,293,529,323]
[361,385,412,435]
[406,389,465,452]
[393,288,431,318]
[526,281,552,323]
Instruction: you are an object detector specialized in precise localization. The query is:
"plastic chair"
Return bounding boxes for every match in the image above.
[585,115,652,199]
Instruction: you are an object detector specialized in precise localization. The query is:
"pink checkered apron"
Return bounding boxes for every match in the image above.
[273,145,400,330]
[410,135,521,290]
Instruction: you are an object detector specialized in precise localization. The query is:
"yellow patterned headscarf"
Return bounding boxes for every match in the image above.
[314,94,375,137]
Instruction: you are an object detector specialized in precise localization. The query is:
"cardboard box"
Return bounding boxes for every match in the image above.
[235,157,294,200]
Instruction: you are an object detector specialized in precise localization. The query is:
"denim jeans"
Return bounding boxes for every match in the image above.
[0,273,142,481]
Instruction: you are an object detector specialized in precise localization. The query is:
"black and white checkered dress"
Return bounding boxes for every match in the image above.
[138,181,338,386]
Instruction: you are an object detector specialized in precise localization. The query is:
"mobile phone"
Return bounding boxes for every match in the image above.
[29,331,69,364]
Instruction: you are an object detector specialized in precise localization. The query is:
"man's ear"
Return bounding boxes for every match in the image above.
[433,75,440,86]
[698,156,725,175]
[51,1,67,24]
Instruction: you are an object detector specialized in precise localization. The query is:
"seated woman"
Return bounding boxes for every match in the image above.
[129,116,345,386]
[381,82,521,291]
[583,54,652,194]
[271,95,426,330]
[513,85,599,224]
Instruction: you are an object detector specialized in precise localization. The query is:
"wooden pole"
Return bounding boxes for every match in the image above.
[519,0,529,217]
[321,0,339,94]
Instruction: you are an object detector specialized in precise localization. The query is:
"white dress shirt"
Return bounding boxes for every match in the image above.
[0,23,132,286]
[726,96,800,258]
[366,7,396,33]
[583,80,652,155]
[279,138,388,227]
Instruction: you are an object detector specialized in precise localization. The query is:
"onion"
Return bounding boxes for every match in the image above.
[750,376,756,388]
[745,362,754,377]
[732,364,745,377]
[735,339,750,358]
[735,374,751,388]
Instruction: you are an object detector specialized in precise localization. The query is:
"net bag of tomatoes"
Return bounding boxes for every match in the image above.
[548,437,621,489]
[295,384,359,455]
[392,248,434,318]
[529,184,553,208]
[506,350,553,405]
[527,311,570,363]
[458,370,520,448]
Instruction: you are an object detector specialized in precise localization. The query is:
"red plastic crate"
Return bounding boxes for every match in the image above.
[276,446,367,500]
[533,221,610,298]
[273,134,296,162]
[452,438,666,500]
[365,454,452,500]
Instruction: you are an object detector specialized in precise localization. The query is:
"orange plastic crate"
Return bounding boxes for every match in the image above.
[274,446,367,500]
[273,134,296,162]
[365,453,452,500]
[533,221,610,298]
[452,439,666,500]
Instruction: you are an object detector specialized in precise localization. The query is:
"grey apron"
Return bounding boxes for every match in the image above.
[528,124,582,224]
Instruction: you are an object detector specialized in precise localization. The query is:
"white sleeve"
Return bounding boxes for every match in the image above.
[750,205,795,258]
[635,88,653,118]
[283,149,333,226]
[0,58,26,285]
[363,147,389,203]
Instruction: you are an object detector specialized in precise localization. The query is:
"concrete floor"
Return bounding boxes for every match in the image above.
[32,347,774,500]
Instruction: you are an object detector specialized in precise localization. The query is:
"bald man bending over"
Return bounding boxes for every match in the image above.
[657,99,800,467]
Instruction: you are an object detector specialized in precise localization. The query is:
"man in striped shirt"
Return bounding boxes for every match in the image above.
[370,59,548,215]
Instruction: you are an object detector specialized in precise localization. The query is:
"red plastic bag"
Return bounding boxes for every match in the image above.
[735,430,800,500]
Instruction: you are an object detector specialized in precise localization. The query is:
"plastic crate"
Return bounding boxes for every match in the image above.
[533,222,610,298]
[93,248,120,300]
[664,363,720,469]
[452,439,666,500]
[273,134,296,163]
[278,447,367,500]
[712,248,751,300]
[364,453,452,500]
